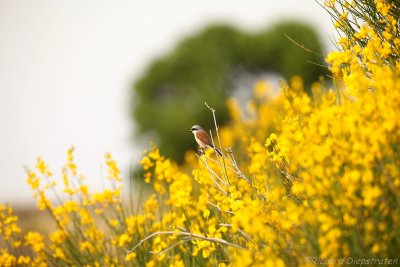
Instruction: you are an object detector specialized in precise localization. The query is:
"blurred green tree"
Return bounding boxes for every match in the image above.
[132,21,328,162]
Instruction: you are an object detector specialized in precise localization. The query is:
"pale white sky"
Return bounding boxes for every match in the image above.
[0,0,334,205]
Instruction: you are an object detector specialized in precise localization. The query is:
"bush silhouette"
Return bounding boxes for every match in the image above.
[132,21,327,162]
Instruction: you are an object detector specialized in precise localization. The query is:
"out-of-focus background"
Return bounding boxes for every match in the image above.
[0,0,333,207]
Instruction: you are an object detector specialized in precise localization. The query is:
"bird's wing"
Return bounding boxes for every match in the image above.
[196,131,213,147]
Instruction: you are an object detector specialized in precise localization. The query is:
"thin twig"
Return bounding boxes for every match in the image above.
[204,102,224,157]
[226,148,251,184]
[209,128,230,186]
[218,223,253,241]
[126,230,246,254]
[197,153,229,187]
[196,154,229,195]
[205,156,237,173]
[283,33,323,56]
[280,171,301,182]
[149,239,191,255]
[207,200,235,215]
[306,60,329,69]
[204,102,230,185]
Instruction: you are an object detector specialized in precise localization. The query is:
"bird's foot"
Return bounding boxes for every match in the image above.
[197,147,205,156]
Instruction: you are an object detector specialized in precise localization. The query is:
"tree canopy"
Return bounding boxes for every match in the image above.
[132,21,328,162]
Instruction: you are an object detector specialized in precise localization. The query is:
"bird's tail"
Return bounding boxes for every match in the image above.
[214,147,222,156]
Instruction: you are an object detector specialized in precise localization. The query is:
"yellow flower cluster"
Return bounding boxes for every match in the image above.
[1,1,399,266]
[1,149,134,266]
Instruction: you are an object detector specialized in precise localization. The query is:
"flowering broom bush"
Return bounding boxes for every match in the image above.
[1,0,400,266]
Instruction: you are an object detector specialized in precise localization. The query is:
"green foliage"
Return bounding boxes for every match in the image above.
[132,21,328,162]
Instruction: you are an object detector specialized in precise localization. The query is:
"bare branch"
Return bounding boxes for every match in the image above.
[149,239,191,255]
[126,230,246,254]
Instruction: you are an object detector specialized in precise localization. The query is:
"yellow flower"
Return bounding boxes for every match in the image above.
[125,252,136,262]
[203,209,210,219]
[17,255,31,265]
[79,241,95,253]
[109,219,119,228]
[140,156,154,171]
[105,152,122,182]
[25,231,45,253]
[35,157,48,174]
[49,230,67,244]
[53,247,66,261]
[253,80,270,98]
[149,148,161,160]
[26,170,40,190]
[37,191,52,210]
[118,234,132,247]
[0,250,17,266]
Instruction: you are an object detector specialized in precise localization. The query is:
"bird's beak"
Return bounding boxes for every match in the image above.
[189,129,192,132]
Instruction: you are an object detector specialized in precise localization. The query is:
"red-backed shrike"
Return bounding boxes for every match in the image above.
[190,125,222,156]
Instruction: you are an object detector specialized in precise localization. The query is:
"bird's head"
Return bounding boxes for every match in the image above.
[190,125,203,133]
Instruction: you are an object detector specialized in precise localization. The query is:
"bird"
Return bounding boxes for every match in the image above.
[190,125,222,156]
